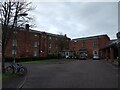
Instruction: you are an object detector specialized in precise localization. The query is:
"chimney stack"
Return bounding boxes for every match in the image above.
[25,24,29,31]
[65,34,67,37]
[117,32,120,39]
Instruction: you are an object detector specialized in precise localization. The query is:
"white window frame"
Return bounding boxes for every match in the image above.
[12,39,17,46]
[34,51,37,56]
[49,44,51,48]
[93,41,97,47]
[12,50,17,55]
[34,42,38,47]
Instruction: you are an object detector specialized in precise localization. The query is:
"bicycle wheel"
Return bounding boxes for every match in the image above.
[5,66,14,74]
[17,67,27,76]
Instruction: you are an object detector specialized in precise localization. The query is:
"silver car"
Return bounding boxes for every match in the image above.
[93,54,100,60]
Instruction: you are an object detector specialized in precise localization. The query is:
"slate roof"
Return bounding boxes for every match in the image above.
[0,23,2,40]
[100,39,120,49]
[30,29,42,34]
[30,29,70,39]
[46,32,68,38]
[72,34,109,41]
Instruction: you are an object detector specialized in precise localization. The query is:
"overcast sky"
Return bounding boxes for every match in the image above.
[29,2,118,40]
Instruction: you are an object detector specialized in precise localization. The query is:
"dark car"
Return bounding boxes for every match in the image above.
[79,53,87,60]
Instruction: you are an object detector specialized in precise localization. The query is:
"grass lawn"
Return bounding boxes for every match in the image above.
[20,59,72,64]
[2,73,19,81]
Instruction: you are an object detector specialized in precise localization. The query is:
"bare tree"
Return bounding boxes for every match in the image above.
[0,0,35,73]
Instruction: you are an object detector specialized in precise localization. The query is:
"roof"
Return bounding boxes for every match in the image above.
[101,39,120,49]
[46,32,68,38]
[30,29,42,34]
[72,34,109,41]
[1,24,70,39]
[30,29,70,39]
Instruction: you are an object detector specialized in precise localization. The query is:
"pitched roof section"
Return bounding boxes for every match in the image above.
[100,39,120,49]
[30,29,42,34]
[46,32,68,39]
[72,34,109,41]
[30,29,70,39]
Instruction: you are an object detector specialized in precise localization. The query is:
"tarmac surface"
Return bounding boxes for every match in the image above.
[22,59,118,88]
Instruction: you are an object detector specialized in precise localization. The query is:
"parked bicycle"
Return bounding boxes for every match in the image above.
[5,62,27,76]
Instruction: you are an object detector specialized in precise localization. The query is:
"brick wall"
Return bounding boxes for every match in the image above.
[40,32,48,57]
[4,24,110,60]
[70,35,110,58]
[5,24,70,59]
[47,34,70,55]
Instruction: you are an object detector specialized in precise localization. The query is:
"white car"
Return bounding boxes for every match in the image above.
[93,55,100,60]
[65,55,70,59]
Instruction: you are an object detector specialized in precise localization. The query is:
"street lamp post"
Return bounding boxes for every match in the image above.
[13,13,28,63]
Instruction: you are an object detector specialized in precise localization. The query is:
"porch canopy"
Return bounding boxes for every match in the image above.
[100,39,120,50]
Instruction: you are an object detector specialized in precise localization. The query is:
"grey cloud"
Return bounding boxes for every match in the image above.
[31,2,118,39]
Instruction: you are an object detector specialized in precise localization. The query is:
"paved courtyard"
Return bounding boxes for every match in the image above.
[22,59,118,88]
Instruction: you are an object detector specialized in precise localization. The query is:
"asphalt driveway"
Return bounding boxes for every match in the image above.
[22,59,118,88]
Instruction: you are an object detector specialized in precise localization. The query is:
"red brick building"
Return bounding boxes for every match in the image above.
[100,32,120,64]
[100,39,119,62]
[69,35,110,59]
[5,24,70,59]
[5,24,113,60]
